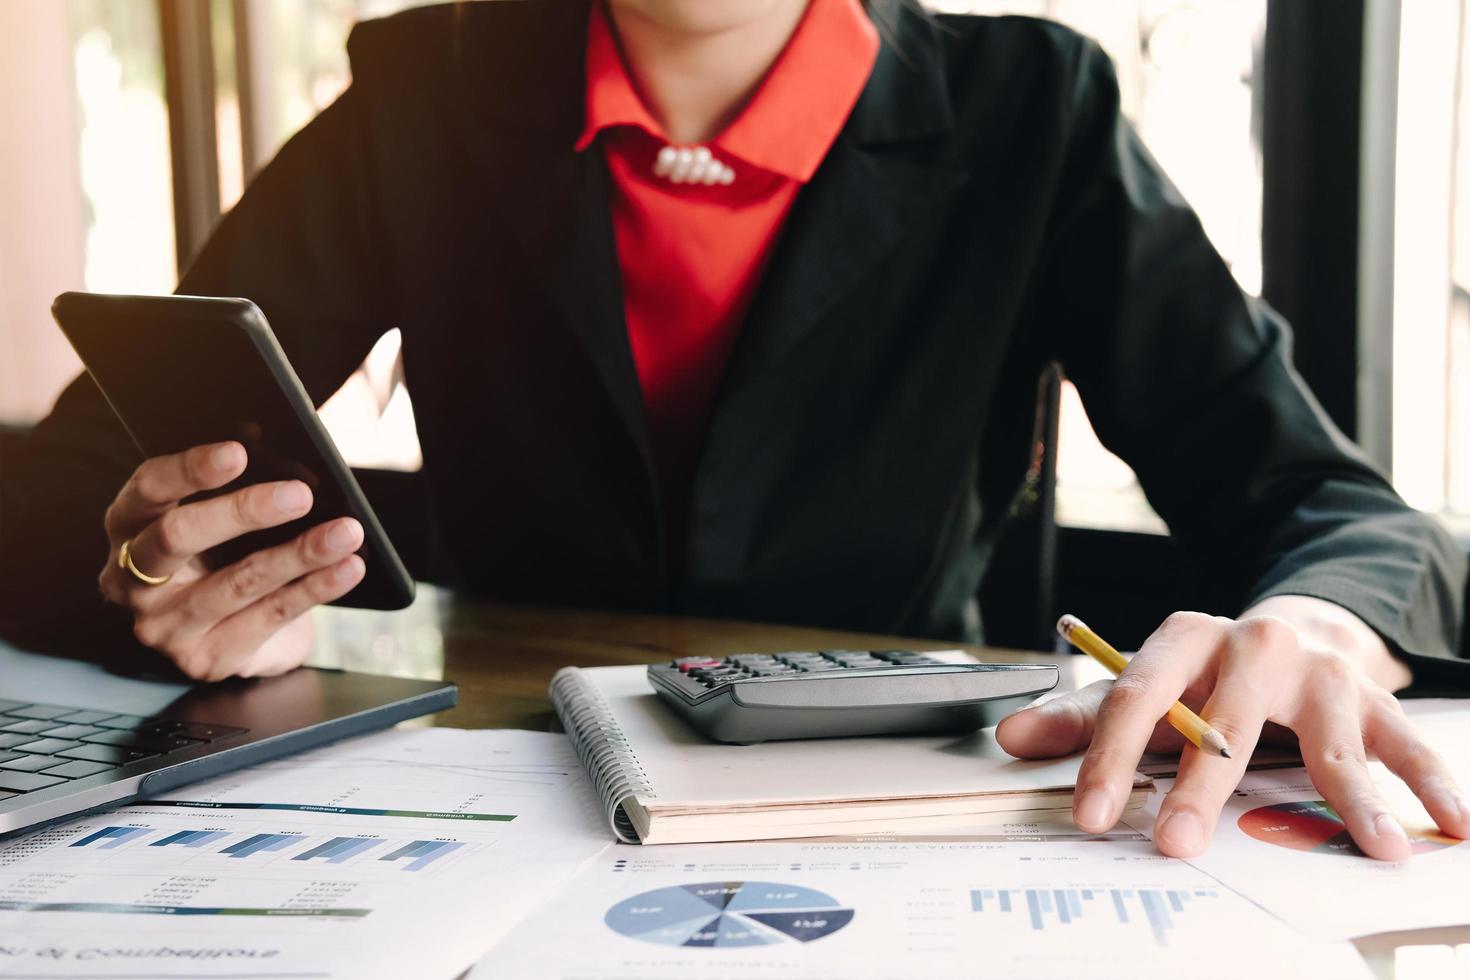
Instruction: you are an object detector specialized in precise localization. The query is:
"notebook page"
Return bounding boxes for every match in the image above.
[580,666,1143,810]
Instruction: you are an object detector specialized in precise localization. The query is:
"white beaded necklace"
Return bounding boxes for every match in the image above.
[653,145,735,186]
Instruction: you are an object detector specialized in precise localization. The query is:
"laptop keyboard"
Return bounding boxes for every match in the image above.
[0,700,246,800]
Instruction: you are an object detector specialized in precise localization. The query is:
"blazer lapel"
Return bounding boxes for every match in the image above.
[720,2,970,388]
[494,146,649,456]
[446,0,653,480]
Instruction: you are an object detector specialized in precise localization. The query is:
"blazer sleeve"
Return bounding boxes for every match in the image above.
[0,83,392,650]
[1032,41,1467,691]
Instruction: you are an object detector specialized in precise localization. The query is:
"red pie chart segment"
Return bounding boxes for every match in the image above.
[1238,800,1462,855]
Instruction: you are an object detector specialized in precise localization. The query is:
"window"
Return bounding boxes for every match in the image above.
[0,0,175,424]
[211,0,436,471]
[933,1,1266,533]
[1387,0,1470,519]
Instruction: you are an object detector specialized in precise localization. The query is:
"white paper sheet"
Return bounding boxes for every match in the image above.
[0,728,612,979]
[468,836,1371,980]
[1126,699,1470,942]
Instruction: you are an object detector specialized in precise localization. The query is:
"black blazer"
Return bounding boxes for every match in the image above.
[2,1,1464,679]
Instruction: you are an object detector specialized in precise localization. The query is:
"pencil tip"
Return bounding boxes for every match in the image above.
[1219,747,1232,759]
[1056,614,1080,636]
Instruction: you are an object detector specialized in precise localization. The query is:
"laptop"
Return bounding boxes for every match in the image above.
[0,639,456,837]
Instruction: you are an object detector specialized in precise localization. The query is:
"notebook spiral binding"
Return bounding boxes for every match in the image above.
[549,667,655,844]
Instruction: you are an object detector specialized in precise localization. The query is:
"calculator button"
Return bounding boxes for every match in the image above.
[825,652,884,666]
[693,669,742,680]
[675,658,723,672]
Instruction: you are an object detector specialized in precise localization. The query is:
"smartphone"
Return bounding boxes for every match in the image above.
[52,291,415,610]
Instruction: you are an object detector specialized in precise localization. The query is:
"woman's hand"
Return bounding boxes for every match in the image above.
[97,440,366,681]
[995,596,1470,861]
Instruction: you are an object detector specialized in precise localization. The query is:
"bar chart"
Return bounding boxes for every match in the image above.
[969,886,1220,947]
[150,830,229,849]
[69,826,150,850]
[220,833,303,858]
[292,837,382,864]
[379,840,465,872]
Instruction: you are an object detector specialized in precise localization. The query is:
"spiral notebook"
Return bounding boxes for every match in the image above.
[550,665,1152,845]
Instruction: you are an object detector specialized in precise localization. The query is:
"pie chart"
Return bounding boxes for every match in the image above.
[1238,800,1463,856]
[605,881,855,948]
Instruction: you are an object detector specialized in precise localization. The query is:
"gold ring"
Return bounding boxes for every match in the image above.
[118,538,171,586]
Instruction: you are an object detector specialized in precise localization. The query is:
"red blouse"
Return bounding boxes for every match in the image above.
[574,0,879,533]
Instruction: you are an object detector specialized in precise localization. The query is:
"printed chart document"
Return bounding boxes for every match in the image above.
[1139,700,1470,942]
[0,728,611,979]
[469,836,1371,979]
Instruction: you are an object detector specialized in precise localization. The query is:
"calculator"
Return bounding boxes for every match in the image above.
[647,650,1059,744]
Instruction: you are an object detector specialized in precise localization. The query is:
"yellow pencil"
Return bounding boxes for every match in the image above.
[1056,614,1231,759]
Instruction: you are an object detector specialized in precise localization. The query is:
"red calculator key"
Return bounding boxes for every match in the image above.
[675,658,723,672]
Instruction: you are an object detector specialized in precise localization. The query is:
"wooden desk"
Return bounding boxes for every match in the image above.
[310,585,1096,731]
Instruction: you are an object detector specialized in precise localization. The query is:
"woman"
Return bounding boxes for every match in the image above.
[2,0,1466,861]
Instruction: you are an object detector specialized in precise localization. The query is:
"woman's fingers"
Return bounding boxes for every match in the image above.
[1364,699,1470,840]
[125,480,313,583]
[1006,603,1455,862]
[1072,612,1221,833]
[996,681,1111,759]
[100,442,248,603]
[105,442,245,540]
[1293,664,1412,861]
[997,682,1190,760]
[176,517,363,631]
[197,556,365,681]
[1152,675,1270,857]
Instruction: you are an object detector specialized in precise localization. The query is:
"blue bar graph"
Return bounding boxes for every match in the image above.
[291,837,380,864]
[151,830,228,849]
[220,833,301,858]
[969,887,1220,948]
[378,840,464,872]
[71,827,150,850]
